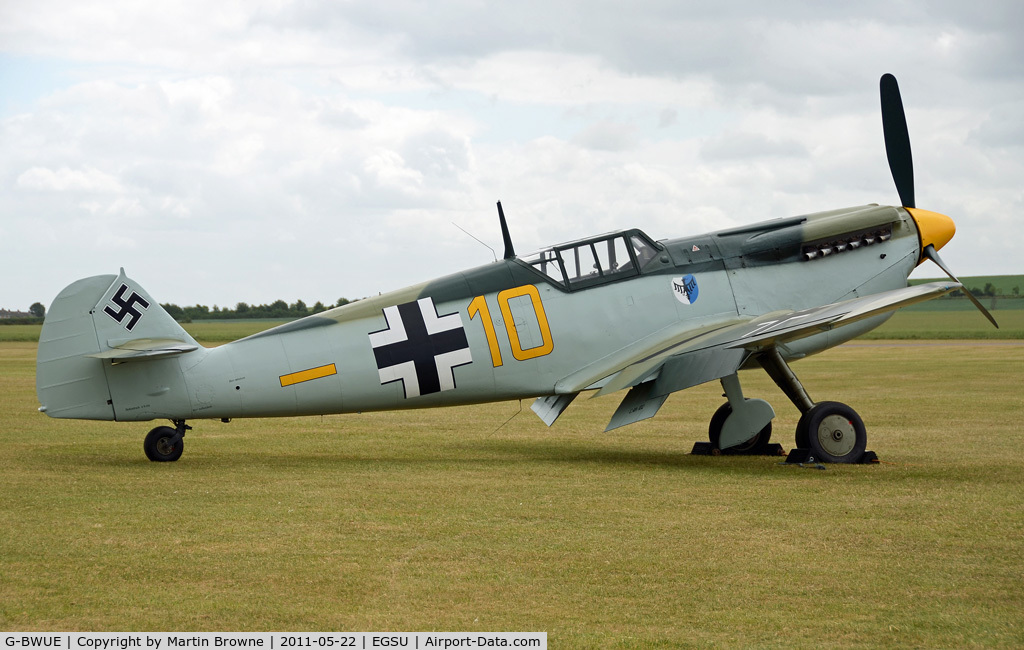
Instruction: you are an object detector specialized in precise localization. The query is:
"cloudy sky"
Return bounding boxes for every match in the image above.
[2,1,1022,310]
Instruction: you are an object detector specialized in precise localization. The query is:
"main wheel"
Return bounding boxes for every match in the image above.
[144,426,183,462]
[708,401,772,452]
[794,409,812,449]
[801,401,866,463]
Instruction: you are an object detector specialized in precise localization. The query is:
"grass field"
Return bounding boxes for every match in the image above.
[861,310,1024,339]
[911,274,1024,296]
[2,339,1023,646]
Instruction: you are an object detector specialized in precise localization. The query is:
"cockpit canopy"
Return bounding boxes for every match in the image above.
[520,229,661,291]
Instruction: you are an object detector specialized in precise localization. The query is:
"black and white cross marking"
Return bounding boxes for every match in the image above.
[368,297,473,399]
[103,283,151,331]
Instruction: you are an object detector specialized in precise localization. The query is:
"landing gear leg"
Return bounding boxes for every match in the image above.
[144,419,190,462]
[757,348,870,463]
[757,347,815,446]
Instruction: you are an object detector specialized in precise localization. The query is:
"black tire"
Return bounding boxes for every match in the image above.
[803,401,866,463]
[794,409,812,449]
[144,426,183,462]
[708,401,772,452]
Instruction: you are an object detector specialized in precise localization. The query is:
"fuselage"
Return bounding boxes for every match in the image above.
[96,203,922,422]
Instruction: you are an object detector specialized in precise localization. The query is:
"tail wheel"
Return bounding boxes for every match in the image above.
[144,426,183,462]
[799,401,867,463]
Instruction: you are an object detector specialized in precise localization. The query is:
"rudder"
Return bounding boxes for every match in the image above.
[37,274,118,419]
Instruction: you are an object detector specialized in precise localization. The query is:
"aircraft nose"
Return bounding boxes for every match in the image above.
[907,207,955,255]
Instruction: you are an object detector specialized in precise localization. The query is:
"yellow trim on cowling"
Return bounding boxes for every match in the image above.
[279,363,338,387]
[907,207,956,255]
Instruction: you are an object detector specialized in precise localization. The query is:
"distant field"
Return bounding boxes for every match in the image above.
[861,309,1024,339]
[3,340,1022,645]
[911,273,1024,296]
[0,325,43,342]
[900,297,1024,311]
[180,319,291,342]
[0,321,291,344]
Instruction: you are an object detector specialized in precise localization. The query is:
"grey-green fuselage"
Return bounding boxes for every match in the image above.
[83,204,917,423]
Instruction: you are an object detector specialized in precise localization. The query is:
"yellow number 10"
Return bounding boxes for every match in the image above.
[468,285,554,367]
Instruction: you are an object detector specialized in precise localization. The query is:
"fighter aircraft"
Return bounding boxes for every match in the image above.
[36,74,996,463]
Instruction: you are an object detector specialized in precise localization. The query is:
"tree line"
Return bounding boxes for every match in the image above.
[160,298,354,322]
[960,283,1020,297]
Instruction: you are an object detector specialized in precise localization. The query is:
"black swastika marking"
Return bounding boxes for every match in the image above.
[103,284,151,331]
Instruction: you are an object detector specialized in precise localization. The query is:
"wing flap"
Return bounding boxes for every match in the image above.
[605,382,669,431]
[531,393,579,427]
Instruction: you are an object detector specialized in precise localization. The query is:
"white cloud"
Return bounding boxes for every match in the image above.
[572,121,638,152]
[0,1,1022,310]
[700,132,807,161]
[16,166,123,193]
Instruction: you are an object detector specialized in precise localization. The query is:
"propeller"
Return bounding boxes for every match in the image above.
[923,244,999,328]
[879,73,998,328]
[880,73,915,209]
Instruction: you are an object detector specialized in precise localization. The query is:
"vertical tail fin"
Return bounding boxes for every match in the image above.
[37,269,202,420]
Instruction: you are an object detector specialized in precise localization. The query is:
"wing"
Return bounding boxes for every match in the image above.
[538,281,960,430]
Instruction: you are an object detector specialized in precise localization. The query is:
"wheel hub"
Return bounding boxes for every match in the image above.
[156,437,176,456]
[817,415,856,457]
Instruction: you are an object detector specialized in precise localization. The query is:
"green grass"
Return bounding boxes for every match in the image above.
[900,298,1023,312]
[0,321,290,344]
[0,325,45,342]
[861,310,1024,339]
[180,319,291,342]
[3,340,1023,645]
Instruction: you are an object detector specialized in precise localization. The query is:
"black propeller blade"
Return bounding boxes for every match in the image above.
[922,244,999,328]
[880,73,916,209]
